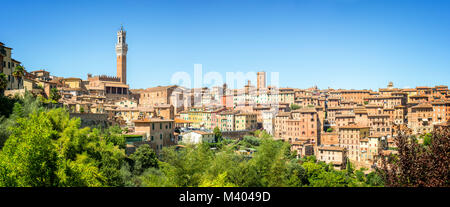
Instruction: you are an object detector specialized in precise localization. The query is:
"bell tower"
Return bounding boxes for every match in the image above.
[116,25,128,84]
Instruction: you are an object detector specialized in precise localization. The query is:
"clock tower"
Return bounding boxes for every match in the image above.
[116,25,128,84]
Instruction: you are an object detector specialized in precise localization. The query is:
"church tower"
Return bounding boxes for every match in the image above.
[116,25,128,84]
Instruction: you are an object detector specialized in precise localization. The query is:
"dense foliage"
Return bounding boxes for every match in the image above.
[130,137,382,187]
[378,128,450,187]
[290,104,301,110]
[0,93,127,186]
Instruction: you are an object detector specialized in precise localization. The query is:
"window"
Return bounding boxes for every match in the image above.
[160,134,162,140]
[151,136,154,141]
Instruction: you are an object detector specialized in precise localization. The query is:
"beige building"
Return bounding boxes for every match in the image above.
[278,88,295,104]
[339,89,371,105]
[317,146,347,170]
[274,112,290,138]
[359,136,381,166]
[0,42,23,90]
[321,132,339,145]
[235,113,257,131]
[217,111,239,131]
[135,85,179,106]
[408,103,434,134]
[87,75,129,100]
[113,104,174,126]
[285,108,320,145]
[181,130,215,145]
[338,125,370,162]
[291,141,314,158]
[133,118,176,153]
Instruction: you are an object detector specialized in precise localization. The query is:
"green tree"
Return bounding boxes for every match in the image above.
[0,73,7,95]
[0,105,127,187]
[49,87,61,103]
[0,112,60,186]
[104,125,125,149]
[290,104,301,110]
[199,172,236,187]
[286,160,307,186]
[130,144,159,175]
[0,92,43,148]
[421,133,432,146]
[213,126,223,142]
[12,65,25,89]
[139,167,174,187]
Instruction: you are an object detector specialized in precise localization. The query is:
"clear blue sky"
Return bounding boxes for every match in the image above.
[1,0,450,90]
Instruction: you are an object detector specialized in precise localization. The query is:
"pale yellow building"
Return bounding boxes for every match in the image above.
[235,113,257,131]
[133,118,176,153]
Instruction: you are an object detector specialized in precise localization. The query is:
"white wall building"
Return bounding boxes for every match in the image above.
[180,131,215,145]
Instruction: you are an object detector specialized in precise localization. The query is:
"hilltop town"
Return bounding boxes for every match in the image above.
[1,27,449,172]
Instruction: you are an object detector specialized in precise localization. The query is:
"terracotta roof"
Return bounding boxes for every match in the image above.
[191,130,213,135]
[336,114,355,118]
[402,88,417,92]
[291,108,317,113]
[365,104,383,108]
[318,146,345,151]
[64,77,82,81]
[381,150,398,156]
[139,85,178,92]
[367,96,401,100]
[327,106,354,110]
[354,109,368,114]
[133,118,174,123]
[411,104,433,109]
[338,125,370,129]
[276,112,290,117]
[410,95,428,98]
[11,58,21,63]
[368,114,390,117]
[174,118,193,123]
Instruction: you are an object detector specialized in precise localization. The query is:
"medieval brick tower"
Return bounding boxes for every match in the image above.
[116,26,128,84]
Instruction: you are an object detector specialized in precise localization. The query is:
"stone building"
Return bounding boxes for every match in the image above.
[235,113,258,131]
[338,125,370,162]
[317,146,347,170]
[0,42,23,90]
[257,71,266,90]
[133,118,176,153]
[408,103,434,134]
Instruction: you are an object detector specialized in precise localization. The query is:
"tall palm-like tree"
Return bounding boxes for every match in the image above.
[12,65,25,89]
[0,73,7,95]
